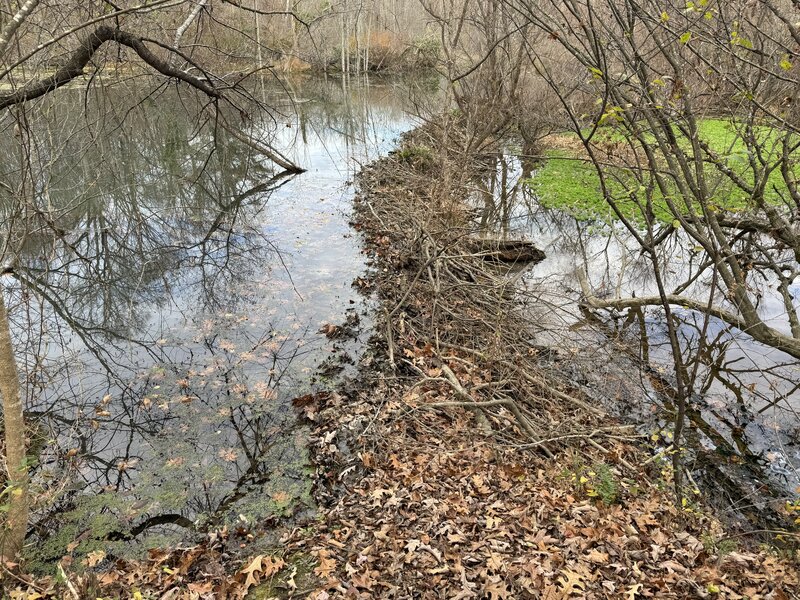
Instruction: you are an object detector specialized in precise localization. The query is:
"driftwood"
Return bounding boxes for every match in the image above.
[466,238,545,264]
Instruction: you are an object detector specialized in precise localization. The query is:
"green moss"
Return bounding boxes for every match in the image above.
[531,150,619,222]
[25,493,132,574]
[529,118,799,223]
[397,144,434,166]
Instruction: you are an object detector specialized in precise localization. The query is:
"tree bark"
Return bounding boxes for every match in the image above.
[171,0,210,65]
[0,290,28,561]
[0,25,219,110]
[0,0,42,59]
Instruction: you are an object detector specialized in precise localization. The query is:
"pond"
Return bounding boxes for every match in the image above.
[0,75,436,565]
[470,150,800,529]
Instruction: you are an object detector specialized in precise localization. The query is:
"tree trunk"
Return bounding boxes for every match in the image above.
[0,290,28,561]
[341,7,346,73]
[171,0,209,65]
[364,1,371,73]
[0,0,41,58]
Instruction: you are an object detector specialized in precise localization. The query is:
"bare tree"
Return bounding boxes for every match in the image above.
[0,290,27,560]
[420,0,531,153]
[501,0,800,495]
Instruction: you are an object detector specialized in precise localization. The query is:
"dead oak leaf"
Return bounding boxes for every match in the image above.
[626,583,643,599]
[484,577,511,599]
[487,553,505,572]
[314,549,337,578]
[239,554,286,593]
[271,490,291,504]
[541,584,561,600]
[84,550,106,567]
[187,581,215,595]
[586,549,609,564]
[350,570,376,590]
[658,559,687,574]
[218,448,239,462]
[557,569,585,596]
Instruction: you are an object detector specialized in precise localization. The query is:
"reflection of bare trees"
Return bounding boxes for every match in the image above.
[0,87,309,556]
[0,75,403,560]
[3,91,287,328]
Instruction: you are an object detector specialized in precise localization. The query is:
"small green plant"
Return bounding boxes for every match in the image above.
[568,460,621,505]
[786,498,800,526]
[586,463,619,505]
[411,34,441,67]
[701,532,738,556]
[397,144,433,166]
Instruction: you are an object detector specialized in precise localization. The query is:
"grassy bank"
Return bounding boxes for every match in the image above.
[530,119,799,223]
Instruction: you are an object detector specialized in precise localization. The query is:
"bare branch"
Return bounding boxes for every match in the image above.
[0,26,219,110]
[577,270,800,360]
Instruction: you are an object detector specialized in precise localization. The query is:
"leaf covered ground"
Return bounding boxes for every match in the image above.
[287,379,798,599]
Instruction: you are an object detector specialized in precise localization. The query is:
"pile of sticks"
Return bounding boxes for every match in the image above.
[353,124,634,458]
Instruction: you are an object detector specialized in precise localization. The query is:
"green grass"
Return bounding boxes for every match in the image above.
[528,118,799,224]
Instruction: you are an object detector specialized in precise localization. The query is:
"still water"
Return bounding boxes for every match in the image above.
[0,75,433,562]
[4,75,795,565]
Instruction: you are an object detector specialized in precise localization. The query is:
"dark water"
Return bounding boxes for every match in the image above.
[0,75,435,563]
[469,151,800,528]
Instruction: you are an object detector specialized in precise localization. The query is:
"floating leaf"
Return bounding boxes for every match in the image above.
[84,550,106,567]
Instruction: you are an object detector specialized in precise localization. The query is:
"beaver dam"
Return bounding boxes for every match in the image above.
[3,81,798,598]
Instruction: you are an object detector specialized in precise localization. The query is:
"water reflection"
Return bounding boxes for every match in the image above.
[467,151,800,517]
[0,75,428,562]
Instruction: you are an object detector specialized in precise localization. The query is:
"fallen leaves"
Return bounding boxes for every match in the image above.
[558,569,586,596]
[83,550,106,568]
[238,554,286,594]
[313,549,337,578]
[318,323,342,339]
[7,140,800,600]
[217,447,239,462]
[625,582,643,599]
[283,375,800,600]
[1,538,291,600]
